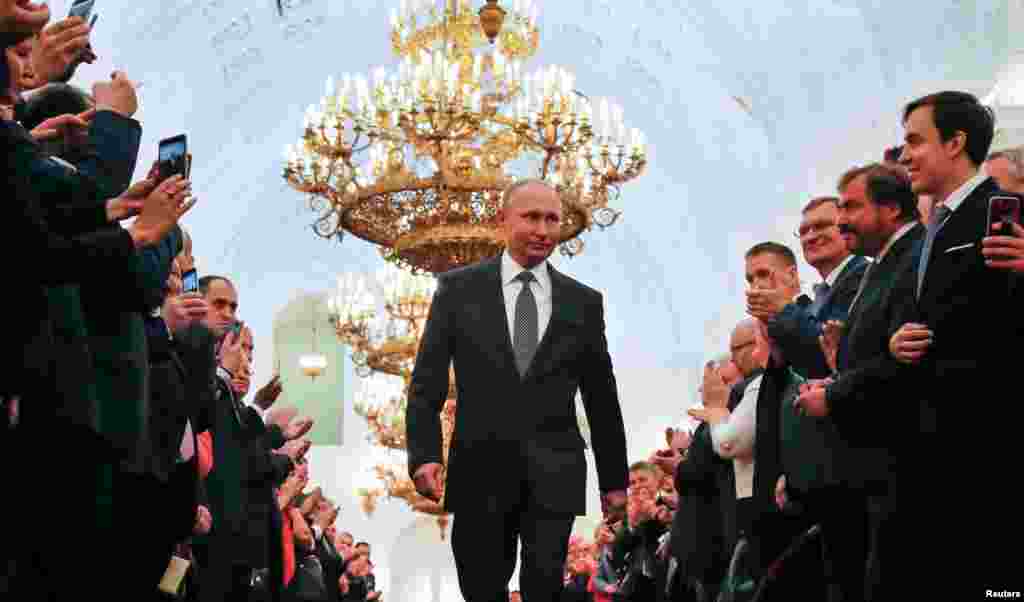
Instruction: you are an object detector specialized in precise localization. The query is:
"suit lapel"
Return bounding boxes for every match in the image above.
[920,178,993,300]
[481,257,521,381]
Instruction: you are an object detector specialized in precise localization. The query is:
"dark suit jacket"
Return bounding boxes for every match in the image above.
[909,178,1024,439]
[670,372,760,586]
[826,223,925,460]
[767,255,869,379]
[899,179,1024,576]
[18,109,154,460]
[406,255,629,515]
[2,119,138,420]
[315,535,345,602]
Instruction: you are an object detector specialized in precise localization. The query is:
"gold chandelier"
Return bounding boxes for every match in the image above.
[283,0,647,274]
[332,268,459,536]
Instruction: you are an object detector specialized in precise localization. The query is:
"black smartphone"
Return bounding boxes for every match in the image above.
[68,0,95,20]
[158,134,188,180]
[182,269,198,294]
[987,195,1021,237]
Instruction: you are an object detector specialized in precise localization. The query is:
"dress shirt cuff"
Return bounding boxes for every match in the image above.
[217,366,234,382]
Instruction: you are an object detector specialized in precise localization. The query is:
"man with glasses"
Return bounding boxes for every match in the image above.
[746,199,867,379]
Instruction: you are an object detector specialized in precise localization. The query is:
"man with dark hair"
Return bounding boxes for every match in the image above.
[199,275,239,337]
[889,90,1023,597]
[793,162,924,601]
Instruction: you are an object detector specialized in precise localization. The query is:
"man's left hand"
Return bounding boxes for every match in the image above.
[601,490,627,524]
[794,381,829,417]
[31,16,91,85]
[650,448,684,476]
[983,221,1024,272]
[285,417,314,441]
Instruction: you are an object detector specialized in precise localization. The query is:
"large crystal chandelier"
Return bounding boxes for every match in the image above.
[283,0,647,273]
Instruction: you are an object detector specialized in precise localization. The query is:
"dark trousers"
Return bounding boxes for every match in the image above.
[452,505,574,602]
[4,416,116,601]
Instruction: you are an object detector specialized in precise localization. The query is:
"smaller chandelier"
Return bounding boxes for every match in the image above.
[299,353,328,378]
[328,269,436,379]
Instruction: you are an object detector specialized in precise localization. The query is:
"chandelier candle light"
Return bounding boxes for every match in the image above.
[283,0,648,273]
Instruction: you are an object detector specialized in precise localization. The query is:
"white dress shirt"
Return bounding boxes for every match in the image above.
[501,251,553,344]
[939,166,989,215]
[823,254,856,288]
[711,374,762,499]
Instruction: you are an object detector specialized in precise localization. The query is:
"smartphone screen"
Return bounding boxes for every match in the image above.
[68,0,95,19]
[987,196,1021,237]
[158,134,188,180]
[182,269,198,294]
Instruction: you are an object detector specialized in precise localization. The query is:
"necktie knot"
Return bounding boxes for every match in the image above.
[515,271,536,284]
[813,282,831,299]
[929,204,951,229]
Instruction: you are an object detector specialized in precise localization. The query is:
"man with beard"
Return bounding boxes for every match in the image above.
[794,162,924,601]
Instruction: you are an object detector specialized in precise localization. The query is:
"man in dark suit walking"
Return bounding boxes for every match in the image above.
[795,162,924,601]
[406,179,629,602]
[885,91,1024,598]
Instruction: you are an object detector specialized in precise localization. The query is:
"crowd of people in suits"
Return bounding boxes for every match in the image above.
[7,3,1024,601]
[549,92,1024,602]
[1,6,382,601]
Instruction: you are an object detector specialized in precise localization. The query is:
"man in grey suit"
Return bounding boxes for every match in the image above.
[406,180,630,602]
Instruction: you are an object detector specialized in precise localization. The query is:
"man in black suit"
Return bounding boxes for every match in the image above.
[749,198,868,379]
[794,163,924,601]
[884,91,1023,598]
[669,335,760,601]
[406,179,629,602]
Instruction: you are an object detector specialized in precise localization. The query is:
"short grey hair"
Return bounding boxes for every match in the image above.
[500,178,555,211]
[989,147,1024,179]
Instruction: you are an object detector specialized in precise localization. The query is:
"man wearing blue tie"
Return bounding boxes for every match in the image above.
[746,197,868,380]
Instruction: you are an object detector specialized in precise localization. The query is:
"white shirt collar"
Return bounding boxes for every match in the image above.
[877,221,918,262]
[822,254,856,288]
[940,166,989,214]
[501,251,550,290]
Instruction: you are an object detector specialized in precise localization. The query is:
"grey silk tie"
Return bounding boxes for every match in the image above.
[917,204,951,298]
[513,271,539,377]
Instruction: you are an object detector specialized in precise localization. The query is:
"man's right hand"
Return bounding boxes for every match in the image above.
[700,363,729,409]
[163,292,208,333]
[126,175,196,248]
[413,463,444,502]
[29,16,90,85]
[279,438,312,463]
[1,0,50,34]
[889,322,932,364]
[92,71,139,118]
